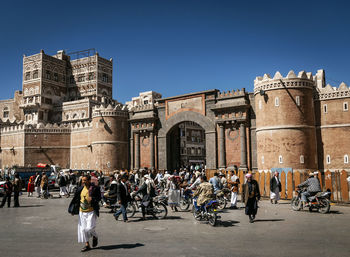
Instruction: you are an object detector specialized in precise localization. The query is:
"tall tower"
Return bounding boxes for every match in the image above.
[91,104,128,173]
[254,70,318,171]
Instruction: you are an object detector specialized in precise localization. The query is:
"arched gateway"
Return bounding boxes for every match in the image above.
[128,89,256,171]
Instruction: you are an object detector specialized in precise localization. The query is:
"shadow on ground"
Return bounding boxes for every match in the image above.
[96,243,144,250]
[17,205,44,208]
[217,220,240,227]
[253,219,285,222]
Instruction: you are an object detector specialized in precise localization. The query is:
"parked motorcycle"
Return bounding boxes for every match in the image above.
[192,197,219,226]
[291,187,331,214]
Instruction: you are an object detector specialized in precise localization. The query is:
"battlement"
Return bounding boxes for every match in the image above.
[254,70,315,95]
[217,88,245,98]
[314,82,350,100]
[92,103,128,118]
[1,122,71,134]
[71,121,93,130]
[129,103,156,112]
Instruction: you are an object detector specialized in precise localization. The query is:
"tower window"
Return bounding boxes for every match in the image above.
[3,107,9,118]
[300,155,304,164]
[296,96,300,106]
[258,100,262,110]
[261,156,264,164]
[275,97,280,107]
[344,155,349,164]
[323,104,328,113]
[343,102,348,111]
[54,73,58,82]
[326,155,331,164]
[25,72,30,81]
[88,72,94,80]
[279,155,283,164]
[46,70,51,79]
[33,70,38,79]
[102,73,109,82]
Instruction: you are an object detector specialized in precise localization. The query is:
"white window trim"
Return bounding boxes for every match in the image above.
[344,154,349,164]
[326,155,331,164]
[258,100,262,110]
[296,96,300,106]
[343,102,348,111]
[323,104,328,113]
[261,156,264,164]
[279,155,283,164]
[275,97,280,107]
[300,155,304,164]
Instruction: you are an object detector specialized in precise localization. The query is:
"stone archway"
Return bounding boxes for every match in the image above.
[157,111,216,170]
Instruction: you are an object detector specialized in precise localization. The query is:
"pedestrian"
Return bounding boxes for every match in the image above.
[228,170,240,209]
[0,177,13,208]
[40,172,49,198]
[134,174,157,220]
[13,173,22,207]
[69,175,101,252]
[209,172,222,193]
[166,175,180,212]
[34,172,42,198]
[242,173,260,223]
[58,172,69,198]
[27,174,35,197]
[114,174,131,222]
[270,171,281,204]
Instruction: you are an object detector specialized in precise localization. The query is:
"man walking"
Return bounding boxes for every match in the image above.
[228,170,240,209]
[270,171,281,204]
[0,177,13,208]
[70,175,101,252]
[13,173,22,207]
[34,172,41,198]
[242,173,260,223]
[114,174,130,222]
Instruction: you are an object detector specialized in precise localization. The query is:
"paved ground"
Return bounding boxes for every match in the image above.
[0,193,349,257]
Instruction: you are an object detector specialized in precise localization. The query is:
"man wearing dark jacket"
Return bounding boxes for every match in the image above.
[0,177,13,208]
[114,174,131,222]
[270,171,282,204]
[69,175,101,252]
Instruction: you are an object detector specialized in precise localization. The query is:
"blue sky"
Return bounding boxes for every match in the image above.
[1,0,350,103]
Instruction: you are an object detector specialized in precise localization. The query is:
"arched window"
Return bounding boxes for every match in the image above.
[33,70,39,79]
[275,97,280,107]
[261,156,264,164]
[279,155,283,164]
[300,155,304,164]
[344,155,349,164]
[326,155,331,164]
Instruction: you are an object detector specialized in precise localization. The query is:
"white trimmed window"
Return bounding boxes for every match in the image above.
[326,155,331,164]
[74,163,77,169]
[343,102,348,111]
[81,163,84,169]
[279,155,283,164]
[275,97,280,107]
[323,104,328,113]
[344,155,349,164]
[261,156,264,164]
[258,100,262,110]
[300,155,304,164]
[296,96,300,106]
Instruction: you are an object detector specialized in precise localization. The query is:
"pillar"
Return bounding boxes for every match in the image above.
[240,123,247,170]
[135,132,140,170]
[218,123,226,168]
[150,131,154,169]
[129,136,134,170]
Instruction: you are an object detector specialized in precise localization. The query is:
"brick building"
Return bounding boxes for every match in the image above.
[0,49,349,172]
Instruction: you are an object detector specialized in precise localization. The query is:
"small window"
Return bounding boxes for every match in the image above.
[279,155,283,164]
[261,156,264,164]
[81,163,84,169]
[70,76,74,84]
[300,155,304,164]
[144,100,149,105]
[258,100,262,110]
[323,104,327,113]
[54,73,58,82]
[33,70,38,79]
[296,96,300,106]
[3,107,9,118]
[102,73,108,83]
[326,155,331,164]
[78,75,85,82]
[343,102,348,111]
[88,72,94,80]
[46,70,51,79]
[275,97,279,107]
[344,155,349,164]
[74,163,77,169]
[25,72,30,80]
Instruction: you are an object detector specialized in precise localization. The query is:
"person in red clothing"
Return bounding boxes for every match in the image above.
[27,175,35,197]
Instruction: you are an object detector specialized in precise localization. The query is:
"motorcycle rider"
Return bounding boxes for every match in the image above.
[193,175,214,210]
[209,172,222,193]
[103,175,118,207]
[297,172,321,207]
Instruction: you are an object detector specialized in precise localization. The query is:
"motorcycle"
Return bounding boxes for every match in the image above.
[130,193,168,219]
[192,197,219,226]
[215,190,227,210]
[103,196,137,218]
[179,189,193,211]
[291,187,331,214]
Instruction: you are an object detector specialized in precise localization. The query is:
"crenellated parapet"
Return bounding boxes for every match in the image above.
[92,103,128,118]
[1,122,71,134]
[129,103,156,112]
[314,82,350,101]
[217,88,246,98]
[254,70,315,95]
[71,121,93,131]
